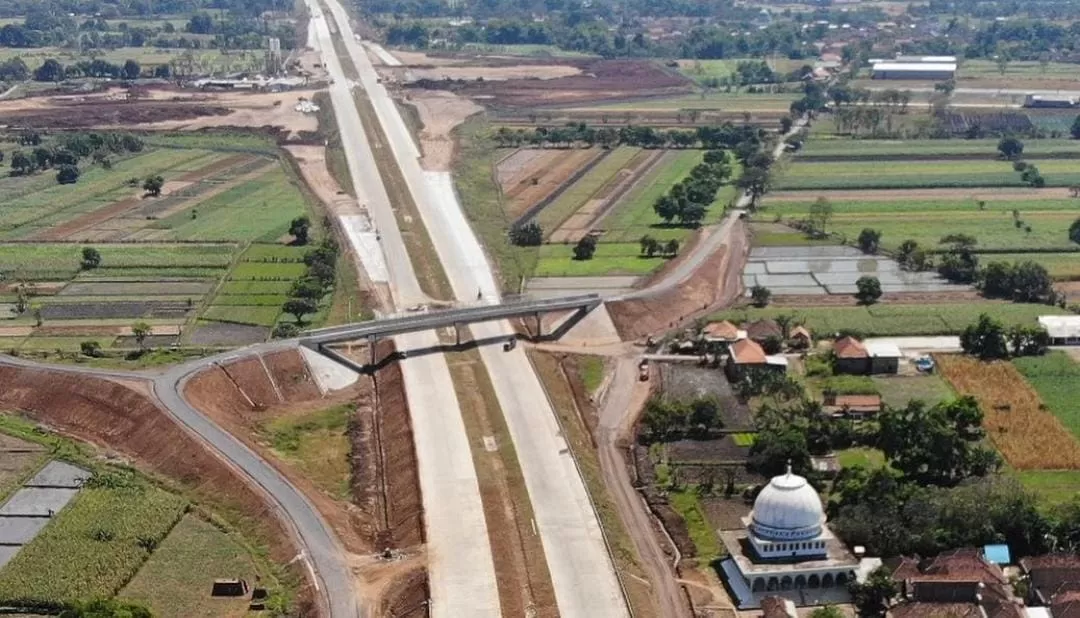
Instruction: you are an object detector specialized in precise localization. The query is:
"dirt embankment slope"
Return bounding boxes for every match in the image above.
[0,365,316,612]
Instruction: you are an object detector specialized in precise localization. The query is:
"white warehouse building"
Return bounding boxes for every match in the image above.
[871,60,956,80]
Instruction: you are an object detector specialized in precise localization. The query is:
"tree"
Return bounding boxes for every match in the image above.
[81,247,102,270]
[855,276,882,305]
[9,150,33,175]
[653,195,680,223]
[961,313,1009,360]
[56,164,79,185]
[849,566,898,617]
[131,321,152,349]
[121,59,140,80]
[33,58,64,82]
[737,167,771,207]
[80,340,102,357]
[751,285,772,307]
[1072,115,1080,140]
[1072,218,1080,245]
[283,297,318,324]
[289,216,311,245]
[857,228,881,254]
[998,136,1024,159]
[664,238,680,256]
[807,196,833,236]
[639,234,660,257]
[748,425,811,477]
[810,607,844,618]
[290,277,326,301]
[879,397,997,486]
[272,323,300,339]
[980,260,1053,303]
[142,175,164,197]
[779,116,793,134]
[572,236,597,260]
[509,222,542,246]
[1008,324,1050,357]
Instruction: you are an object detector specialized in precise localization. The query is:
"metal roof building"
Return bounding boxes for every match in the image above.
[871,61,956,80]
[1038,315,1080,345]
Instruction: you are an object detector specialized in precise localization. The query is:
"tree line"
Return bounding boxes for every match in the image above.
[276,224,337,333]
[6,131,144,186]
[651,150,733,227]
[492,122,763,151]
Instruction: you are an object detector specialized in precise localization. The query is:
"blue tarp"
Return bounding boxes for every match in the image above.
[984,544,1011,565]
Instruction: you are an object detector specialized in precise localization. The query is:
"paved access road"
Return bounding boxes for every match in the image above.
[0,345,361,618]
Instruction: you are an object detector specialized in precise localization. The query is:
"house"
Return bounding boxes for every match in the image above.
[833,337,901,375]
[1020,553,1080,610]
[1038,316,1080,346]
[726,338,788,380]
[889,548,1024,618]
[865,341,902,375]
[833,336,869,374]
[789,325,812,349]
[703,320,746,344]
[746,319,783,344]
[823,394,882,418]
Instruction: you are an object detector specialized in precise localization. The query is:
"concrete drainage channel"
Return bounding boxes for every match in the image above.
[0,461,91,568]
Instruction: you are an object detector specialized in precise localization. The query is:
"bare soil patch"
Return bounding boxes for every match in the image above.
[770,289,984,307]
[405,90,482,171]
[220,356,282,409]
[388,50,467,66]
[263,349,323,402]
[0,100,230,128]
[504,148,603,219]
[126,90,322,136]
[405,64,581,82]
[378,562,429,617]
[608,220,749,340]
[420,59,692,109]
[0,366,313,608]
[285,145,357,216]
[0,433,46,496]
[550,149,663,243]
[765,186,1078,203]
[496,148,554,187]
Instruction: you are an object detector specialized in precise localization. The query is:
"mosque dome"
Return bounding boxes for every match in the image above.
[750,466,825,541]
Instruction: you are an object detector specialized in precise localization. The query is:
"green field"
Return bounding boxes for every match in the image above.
[797,138,1080,159]
[675,58,805,84]
[157,168,309,242]
[983,252,1080,279]
[871,375,954,409]
[668,488,724,566]
[0,47,265,71]
[837,447,886,470]
[536,147,641,234]
[1013,352,1080,440]
[960,59,1080,81]
[262,404,353,500]
[217,280,295,295]
[202,305,282,327]
[712,303,1069,337]
[0,480,187,604]
[0,243,234,280]
[1014,469,1080,505]
[534,242,668,276]
[774,159,1080,190]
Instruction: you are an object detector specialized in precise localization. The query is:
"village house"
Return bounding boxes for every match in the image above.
[887,548,1024,618]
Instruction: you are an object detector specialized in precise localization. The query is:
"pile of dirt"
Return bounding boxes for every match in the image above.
[379,564,429,618]
[608,219,749,340]
[414,59,692,109]
[3,101,230,128]
[0,366,311,603]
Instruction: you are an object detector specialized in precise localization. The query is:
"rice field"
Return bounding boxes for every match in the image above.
[1013,352,1080,441]
[534,242,668,276]
[773,159,1080,190]
[797,138,1080,159]
[536,147,641,233]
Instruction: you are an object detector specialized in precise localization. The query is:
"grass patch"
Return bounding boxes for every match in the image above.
[262,404,353,500]
[731,433,756,447]
[120,514,263,618]
[1015,469,1080,506]
[589,91,799,111]
[774,159,1080,190]
[227,262,308,280]
[798,138,1080,158]
[668,488,724,565]
[713,302,1070,337]
[578,356,605,394]
[311,91,355,198]
[0,478,188,605]
[601,150,709,243]
[452,117,538,292]
[1013,352,1080,440]
[217,280,295,295]
[836,447,886,470]
[871,375,954,409]
[535,242,668,276]
[0,243,234,280]
[815,374,878,395]
[202,305,281,327]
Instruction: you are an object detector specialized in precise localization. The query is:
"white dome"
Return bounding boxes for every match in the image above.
[750,468,825,541]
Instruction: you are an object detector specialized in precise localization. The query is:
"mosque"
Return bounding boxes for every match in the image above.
[717,465,882,608]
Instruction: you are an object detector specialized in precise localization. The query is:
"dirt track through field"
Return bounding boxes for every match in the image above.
[549,149,666,243]
[764,186,1080,202]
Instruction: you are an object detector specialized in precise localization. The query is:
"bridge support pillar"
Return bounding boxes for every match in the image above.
[454,322,464,347]
[534,311,542,337]
[368,334,377,365]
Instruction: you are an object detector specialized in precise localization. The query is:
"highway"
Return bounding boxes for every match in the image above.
[307,3,503,617]
[316,0,631,614]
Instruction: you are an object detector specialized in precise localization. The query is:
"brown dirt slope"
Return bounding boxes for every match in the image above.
[221,356,282,409]
[373,356,424,549]
[0,365,311,607]
[380,565,429,618]
[184,365,255,418]
[264,349,323,402]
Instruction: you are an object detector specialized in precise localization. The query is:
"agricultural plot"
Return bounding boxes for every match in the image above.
[937,354,1080,470]
[742,246,956,295]
[1013,352,1080,441]
[534,242,666,276]
[199,244,310,330]
[712,302,1070,337]
[773,159,1080,190]
[534,146,641,233]
[796,138,1080,159]
[586,91,799,112]
[599,150,702,242]
[496,148,602,220]
[675,58,806,84]
[0,481,188,604]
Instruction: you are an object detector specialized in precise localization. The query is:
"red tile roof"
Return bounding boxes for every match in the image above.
[834,336,868,359]
[703,320,740,340]
[790,325,812,340]
[746,318,782,340]
[730,338,767,364]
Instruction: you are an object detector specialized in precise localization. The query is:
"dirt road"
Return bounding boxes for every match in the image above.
[597,356,693,618]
